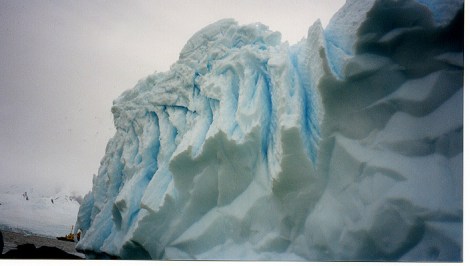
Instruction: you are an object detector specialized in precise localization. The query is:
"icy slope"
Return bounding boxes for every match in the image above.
[75,0,463,260]
[0,187,80,237]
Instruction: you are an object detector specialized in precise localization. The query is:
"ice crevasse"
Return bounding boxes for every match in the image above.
[75,0,463,260]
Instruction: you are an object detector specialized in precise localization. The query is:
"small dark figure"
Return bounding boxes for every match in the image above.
[51,199,54,204]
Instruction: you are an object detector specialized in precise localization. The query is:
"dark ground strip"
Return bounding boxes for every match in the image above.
[0,230,84,259]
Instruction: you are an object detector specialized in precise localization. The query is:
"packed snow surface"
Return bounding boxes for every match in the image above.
[75,0,463,261]
[0,186,80,238]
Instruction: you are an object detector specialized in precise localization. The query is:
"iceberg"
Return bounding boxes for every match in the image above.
[75,0,463,261]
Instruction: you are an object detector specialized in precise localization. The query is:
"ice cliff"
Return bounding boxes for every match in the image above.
[75,0,463,261]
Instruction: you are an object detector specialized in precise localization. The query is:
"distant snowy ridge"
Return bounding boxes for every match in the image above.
[75,0,463,260]
[0,187,80,238]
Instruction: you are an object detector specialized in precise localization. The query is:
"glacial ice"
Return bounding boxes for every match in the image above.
[75,0,463,261]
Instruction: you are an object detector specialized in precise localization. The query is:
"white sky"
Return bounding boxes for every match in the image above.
[0,0,345,196]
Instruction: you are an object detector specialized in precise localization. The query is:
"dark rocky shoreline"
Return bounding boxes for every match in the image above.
[1,243,82,259]
[0,230,84,259]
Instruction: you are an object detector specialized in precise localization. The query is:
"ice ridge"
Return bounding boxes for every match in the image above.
[75,0,463,261]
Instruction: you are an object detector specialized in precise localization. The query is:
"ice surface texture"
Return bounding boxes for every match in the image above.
[75,0,463,260]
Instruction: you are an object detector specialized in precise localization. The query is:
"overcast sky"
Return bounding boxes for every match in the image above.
[0,0,345,196]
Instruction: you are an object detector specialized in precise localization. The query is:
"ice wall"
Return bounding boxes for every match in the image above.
[75,0,463,261]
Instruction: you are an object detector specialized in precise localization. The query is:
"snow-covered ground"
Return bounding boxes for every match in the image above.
[0,186,80,238]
